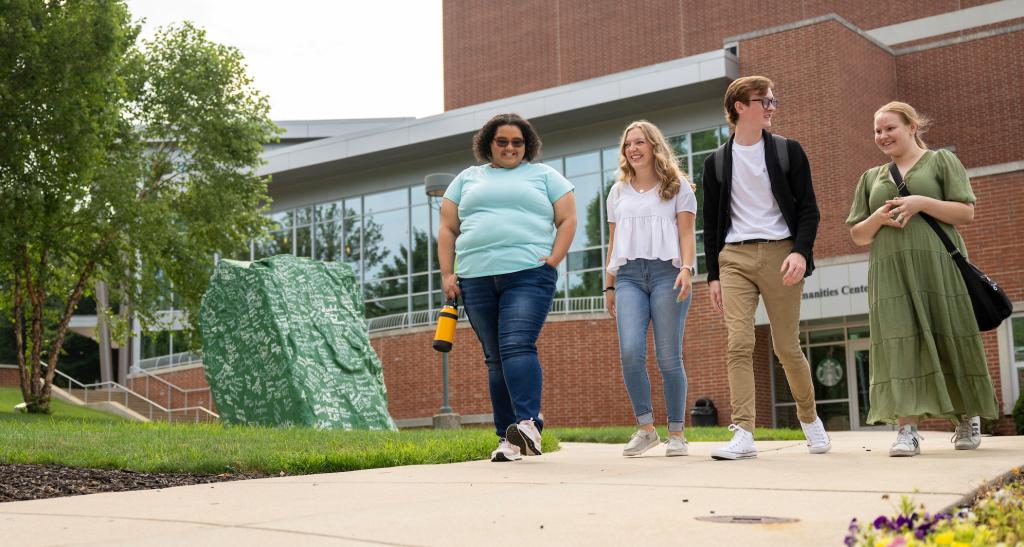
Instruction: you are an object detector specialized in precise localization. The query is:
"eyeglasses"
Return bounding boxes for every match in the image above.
[493,138,525,148]
[748,96,779,109]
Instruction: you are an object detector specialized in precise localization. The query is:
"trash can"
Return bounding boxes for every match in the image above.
[690,397,718,427]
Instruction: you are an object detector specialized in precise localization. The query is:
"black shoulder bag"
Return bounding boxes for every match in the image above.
[888,162,1011,331]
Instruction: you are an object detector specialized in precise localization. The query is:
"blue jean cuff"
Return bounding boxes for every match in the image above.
[668,421,684,433]
[636,412,655,426]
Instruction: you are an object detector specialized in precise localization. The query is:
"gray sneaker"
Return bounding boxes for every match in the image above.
[622,428,660,457]
[952,416,981,450]
[889,425,922,457]
[665,435,689,457]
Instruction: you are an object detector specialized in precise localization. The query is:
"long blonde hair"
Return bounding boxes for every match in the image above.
[617,120,688,201]
[875,101,931,149]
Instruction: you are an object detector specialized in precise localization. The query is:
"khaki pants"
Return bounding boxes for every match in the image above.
[719,240,816,433]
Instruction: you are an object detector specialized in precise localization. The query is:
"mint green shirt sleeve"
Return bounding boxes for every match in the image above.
[544,166,574,203]
[443,169,468,204]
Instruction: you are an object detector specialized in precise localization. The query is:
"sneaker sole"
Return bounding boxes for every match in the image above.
[665,448,689,457]
[622,439,660,457]
[888,449,920,457]
[491,452,522,462]
[954,442,980,450]
[506,424,542,456]
[711,451,757,460]
[808,444,832,454]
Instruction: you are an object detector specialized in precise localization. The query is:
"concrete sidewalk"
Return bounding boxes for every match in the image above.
[2,430,1023,546]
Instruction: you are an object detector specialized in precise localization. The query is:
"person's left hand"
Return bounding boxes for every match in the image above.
[673,269,692,301]
[885,195,926,227]
[780,252,806,286]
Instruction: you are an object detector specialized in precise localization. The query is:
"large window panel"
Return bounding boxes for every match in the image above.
[294,207,314,227]
[364,188,408,215]
[365,296,409,319]
[565,151,600,178]
[254,229,291,258]
[573,173,603,251]
[362,208,408,279]
[543,158,564,175]
[692,128,720,152]
[601,147,619,174]
[410,205,431,273]
[268,210,292,231]
[296,225,312,258]
[317,200,345,224]
[343,215,362,277]
[567,248,603,271]
[567,270,603,297]
[315,221,343,262]
[364,276,408,300]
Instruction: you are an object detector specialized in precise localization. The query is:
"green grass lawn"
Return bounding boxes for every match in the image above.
[1,387,805,476]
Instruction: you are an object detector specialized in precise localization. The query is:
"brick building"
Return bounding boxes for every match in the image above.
[99,1,1024,433]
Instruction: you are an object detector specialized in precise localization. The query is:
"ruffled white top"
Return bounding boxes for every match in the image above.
[606,180,697,274]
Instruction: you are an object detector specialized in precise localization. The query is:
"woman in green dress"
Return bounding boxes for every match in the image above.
[846,101,997,457]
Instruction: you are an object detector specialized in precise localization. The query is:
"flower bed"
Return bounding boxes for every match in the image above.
[846,469,1024,546]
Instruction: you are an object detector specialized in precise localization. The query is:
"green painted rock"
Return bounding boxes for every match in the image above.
[200,255,396,430]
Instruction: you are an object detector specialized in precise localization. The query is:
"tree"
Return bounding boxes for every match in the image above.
[0,0,279,412]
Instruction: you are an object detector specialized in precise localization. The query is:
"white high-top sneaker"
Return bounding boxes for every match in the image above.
[490,438,522,462]
[889,425,922,457]
[800,417,832,454]
[710,424,757,460]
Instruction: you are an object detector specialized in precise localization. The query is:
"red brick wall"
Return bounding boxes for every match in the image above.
[0,366,19,387]
[896,29,1024,169]
[128,366,215,412]
[442,0,999,109]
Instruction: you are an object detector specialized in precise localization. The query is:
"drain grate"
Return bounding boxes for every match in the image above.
[695,515,799,525]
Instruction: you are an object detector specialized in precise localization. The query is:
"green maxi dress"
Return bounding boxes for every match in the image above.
[846,149,998,424]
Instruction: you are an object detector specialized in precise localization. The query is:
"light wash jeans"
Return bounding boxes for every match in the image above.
[614,259,692,432]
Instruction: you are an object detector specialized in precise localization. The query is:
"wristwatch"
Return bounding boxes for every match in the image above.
[682,265,696,276]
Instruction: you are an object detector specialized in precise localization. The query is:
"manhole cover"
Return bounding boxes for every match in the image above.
[695,515,799,525]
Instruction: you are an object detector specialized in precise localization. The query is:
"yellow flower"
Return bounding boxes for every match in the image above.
[950,543,969,547]
[874,540,889,547]
[933,531,954,544]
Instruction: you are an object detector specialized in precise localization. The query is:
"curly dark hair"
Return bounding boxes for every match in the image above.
[472,113,542,163]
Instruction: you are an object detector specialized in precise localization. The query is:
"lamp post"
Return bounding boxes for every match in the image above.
[426,173,460,430]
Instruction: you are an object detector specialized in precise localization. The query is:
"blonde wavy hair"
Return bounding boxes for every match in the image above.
[617,120,689,201]
[875,101,932,150]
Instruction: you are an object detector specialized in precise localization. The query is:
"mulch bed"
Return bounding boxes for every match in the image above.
[0,464,269,503]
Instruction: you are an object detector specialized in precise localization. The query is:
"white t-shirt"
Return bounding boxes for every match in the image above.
[725,138,791,243]
[606,180,697,274]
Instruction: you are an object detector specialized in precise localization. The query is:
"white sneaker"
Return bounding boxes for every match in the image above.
[506,419,542,456]
[622,428,660,457]
[800,417,832,454]
[889,425,922,457]
[711,424,757,460]
[952,416,981,450]
[665,435,689,457]
[490,438,522,462]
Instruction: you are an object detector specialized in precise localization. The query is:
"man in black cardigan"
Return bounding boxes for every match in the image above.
[701,76,830,460]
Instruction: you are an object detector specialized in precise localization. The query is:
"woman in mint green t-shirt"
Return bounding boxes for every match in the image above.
[438,113,576,463]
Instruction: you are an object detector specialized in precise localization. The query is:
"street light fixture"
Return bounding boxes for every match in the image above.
[425,173,460,430]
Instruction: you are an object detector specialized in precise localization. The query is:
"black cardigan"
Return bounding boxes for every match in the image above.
[701,129,820,282]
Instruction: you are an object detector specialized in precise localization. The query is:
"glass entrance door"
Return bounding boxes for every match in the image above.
[846,339,881,430]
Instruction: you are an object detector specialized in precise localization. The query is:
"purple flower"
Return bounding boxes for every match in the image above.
[873,515,891,530]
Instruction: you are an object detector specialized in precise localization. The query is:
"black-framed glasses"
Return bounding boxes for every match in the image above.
[493,138,525,148]
[748,96,778,109]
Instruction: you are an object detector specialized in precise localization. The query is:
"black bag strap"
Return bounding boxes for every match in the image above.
[713,133,789,184]
[888,162,963,259]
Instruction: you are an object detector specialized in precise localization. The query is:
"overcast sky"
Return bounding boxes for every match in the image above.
[126,0,444,121]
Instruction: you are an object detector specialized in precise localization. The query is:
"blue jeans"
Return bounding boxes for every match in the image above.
[459,263,557,437]
[614,259,692,432]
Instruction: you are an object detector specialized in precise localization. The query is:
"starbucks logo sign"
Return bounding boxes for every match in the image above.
[815,357,843,387]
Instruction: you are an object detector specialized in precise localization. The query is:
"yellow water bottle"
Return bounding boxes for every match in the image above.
[432,298,458,352]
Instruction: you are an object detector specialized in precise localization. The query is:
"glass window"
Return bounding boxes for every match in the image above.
[365,296,409,319]
[848,325,870,340]
[254,229,291,258]
[296,225,312,258]
[268,210,292,230]
[411,184,429,206]
[692,128,719,152]
[344,197,362,218]
[669,134,689,157]
[294,207,314,226]
[362,208,408,279]
[317,200,345,224]
[141,330,171,359]
[410,205,430,273]
[364,276,408,300]
[1013,316,1024,362]
[565,151,601,177]
[809,328,845,344]
[315,221,343,262]
[364,188,408,215]
[601,147,619,173]
[809,345,847,401]
[343,215,361,277]
[573,173,603,251]
[567,248,603,271]
[411,273,430,293]
[567,270,602,297]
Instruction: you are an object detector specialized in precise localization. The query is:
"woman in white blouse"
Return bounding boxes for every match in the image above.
[604,120,698,457]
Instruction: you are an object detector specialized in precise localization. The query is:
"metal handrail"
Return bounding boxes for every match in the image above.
[42,362,219,423]
[132,366,212,413]
[367,295,606,333]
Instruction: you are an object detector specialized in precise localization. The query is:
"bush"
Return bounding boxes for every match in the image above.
[1013,391,1024,434]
